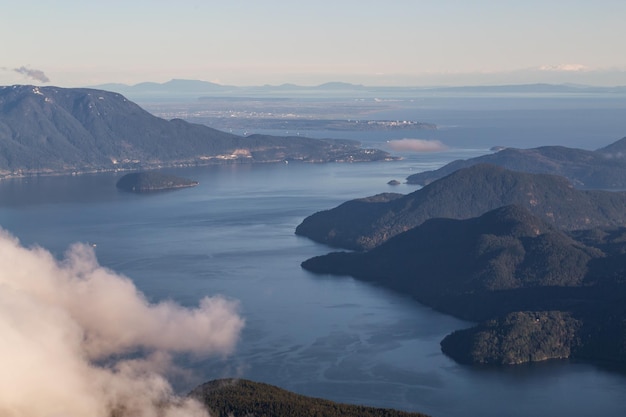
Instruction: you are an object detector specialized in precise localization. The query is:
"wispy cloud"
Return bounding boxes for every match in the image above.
[0,229,244,417]
[13,66,50,82]
[386,138,448,152]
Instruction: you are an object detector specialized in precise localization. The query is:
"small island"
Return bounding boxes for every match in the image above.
[116,172,198,193]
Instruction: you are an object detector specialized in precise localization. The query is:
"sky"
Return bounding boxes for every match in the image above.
[2,0,626,87]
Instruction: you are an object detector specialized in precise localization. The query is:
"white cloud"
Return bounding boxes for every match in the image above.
[0,229,244,417]
[386,139,448,152]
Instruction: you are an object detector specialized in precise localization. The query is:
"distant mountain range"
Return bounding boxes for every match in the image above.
[0,85,394,178]
[94,79,373,100]
[406,138,626,189]
[296,163,626,250]
[93,79,626,100]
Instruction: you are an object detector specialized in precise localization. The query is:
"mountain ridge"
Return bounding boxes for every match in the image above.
[296,163,626,250]
[92,79,626,100]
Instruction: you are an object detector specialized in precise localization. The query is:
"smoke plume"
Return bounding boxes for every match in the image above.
[0,229,244,417]
[13,66,50,83]
[386,138,448,152]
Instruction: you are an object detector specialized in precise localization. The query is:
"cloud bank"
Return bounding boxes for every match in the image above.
[386,139,448,152]
[0,229,244,417]
[538,63,589,72]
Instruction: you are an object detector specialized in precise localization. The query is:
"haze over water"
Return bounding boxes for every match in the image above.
[1,95,626,416]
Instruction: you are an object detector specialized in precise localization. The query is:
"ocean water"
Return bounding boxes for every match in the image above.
[2,96,626,416]
[1,158,626,417]
[156,93,626,151]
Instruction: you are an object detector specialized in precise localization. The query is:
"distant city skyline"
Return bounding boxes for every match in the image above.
[2,0,626,87]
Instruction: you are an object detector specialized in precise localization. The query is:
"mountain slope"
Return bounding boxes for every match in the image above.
[0,85,393,177]
[296,164,626,250]
[301,205,602,311]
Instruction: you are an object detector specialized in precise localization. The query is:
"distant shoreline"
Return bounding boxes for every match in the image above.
[0,156,402,182]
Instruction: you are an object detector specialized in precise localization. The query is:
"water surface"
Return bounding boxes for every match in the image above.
[1,156,625,417]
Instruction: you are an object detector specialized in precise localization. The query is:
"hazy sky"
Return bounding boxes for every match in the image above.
[2,0,626,87]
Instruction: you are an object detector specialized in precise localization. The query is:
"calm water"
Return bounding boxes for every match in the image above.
[2,96,626,417]
[166,94,626,151]
[1,156,626,417]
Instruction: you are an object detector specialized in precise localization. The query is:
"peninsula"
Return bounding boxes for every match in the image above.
[302,205,626,365]
[298,164,626,366]
[190,378,430,417]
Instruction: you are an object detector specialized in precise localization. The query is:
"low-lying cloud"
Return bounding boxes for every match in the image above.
[386,138,448,152]
[0,229,244,417]
[538,63,588,72]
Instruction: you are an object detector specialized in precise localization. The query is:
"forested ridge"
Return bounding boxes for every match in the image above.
[296,164,626,251]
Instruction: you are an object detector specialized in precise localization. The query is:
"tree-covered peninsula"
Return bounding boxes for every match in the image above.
[302,204,626,366]
[190,379,431,417]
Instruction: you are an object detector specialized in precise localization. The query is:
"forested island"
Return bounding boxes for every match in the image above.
[116,172,198,192]
[299,164,626,366]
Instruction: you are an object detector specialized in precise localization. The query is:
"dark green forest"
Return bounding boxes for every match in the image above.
[302,204,626,365]
[190,379,431,417]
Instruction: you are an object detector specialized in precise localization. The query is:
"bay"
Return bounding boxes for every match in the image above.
[1,155,625,417]
[2,94,626,416]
